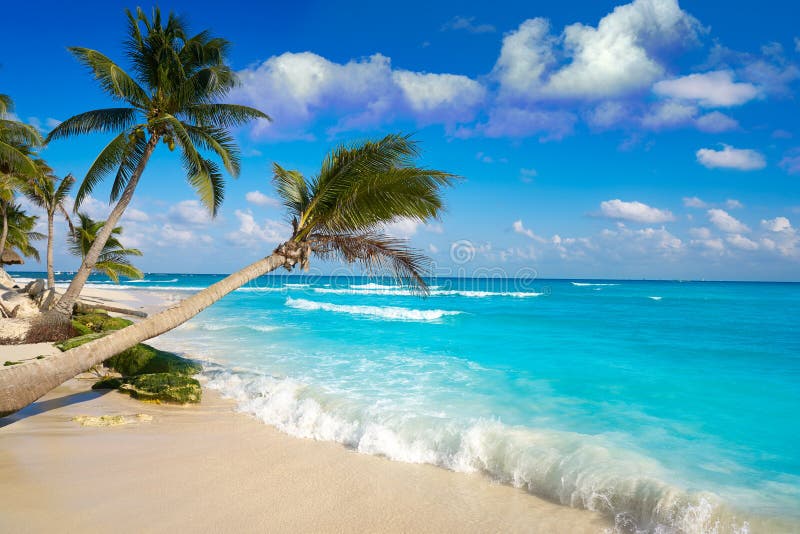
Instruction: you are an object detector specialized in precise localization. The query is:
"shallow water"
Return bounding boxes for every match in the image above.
[28,272,800,532]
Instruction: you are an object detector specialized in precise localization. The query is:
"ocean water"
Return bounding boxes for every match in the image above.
[21,272,800,532]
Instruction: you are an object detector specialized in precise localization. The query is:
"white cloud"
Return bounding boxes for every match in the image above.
[726,234,759,250]
[762,216,793,233]
[689,227,712,239]
[600,199,675,223]
[725,199,743,210]
[512,220,546,242]
[683,196,708,208]
[228,210,289,245]
[160,224,194,244]
[123,208,150,222]
[245,190,280,207]
[708,208,749,233]
[641,100,697,129]
[586,101,629,129]
[427,243,439,254]
[464,106,576,140]
[383,218,420,239]
[45,118,62,129]
[690,237,725,252]
[780,149,800,175]
[168,200,212,225]
[695,111,739,133]
[520,168,537,183]
[441,16,495,34]
[494,0,699,100]
[652,70,759,107]
[696,145,766,171]
[233,52,484,138]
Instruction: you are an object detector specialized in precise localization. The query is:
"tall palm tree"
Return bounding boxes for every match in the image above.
[69,213,143,282]
[23,165,75,288]
[0,134,456,415]
[3,202,45,262]
[45,7,270,319]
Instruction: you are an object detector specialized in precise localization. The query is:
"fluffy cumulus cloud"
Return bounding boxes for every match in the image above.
[245,190,279,207]
[493,0,699,100]
[233,52,485,138]
[726,234,759,250]
[652,70,759,107]
[708,208,749,233]
[600,199,675,223]
[694,111,739,133]
[227,210,290,245]
[168,200,212,225]
[762,216,793,233]
[513,220,546,242]
[683,196,708,208]
[696,145,766,170]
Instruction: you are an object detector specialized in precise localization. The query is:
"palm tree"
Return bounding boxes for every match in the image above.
[0,95,43,258]
[0,134,456,415]
[23,165,75,288]
[0,94,43,178]
[70,213,143,282]
[44,7,270,319]
[3,202,45,262]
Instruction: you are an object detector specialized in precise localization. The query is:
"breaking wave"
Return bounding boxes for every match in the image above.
[285,297,462,321]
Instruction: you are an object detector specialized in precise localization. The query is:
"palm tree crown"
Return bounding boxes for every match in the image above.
[0,94,43,177]
[69,213,143,282]
[46,7,270,215]
[273,133,457,291]
[5,203,45,261]
[24,163,75,226]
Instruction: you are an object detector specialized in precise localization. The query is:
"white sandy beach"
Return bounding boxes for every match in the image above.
[0,282,611,533]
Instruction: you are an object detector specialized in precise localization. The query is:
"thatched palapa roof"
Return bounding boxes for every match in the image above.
[1,249,23,265]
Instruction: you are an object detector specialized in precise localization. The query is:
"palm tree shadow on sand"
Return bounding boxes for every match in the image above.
[0,388,108,428]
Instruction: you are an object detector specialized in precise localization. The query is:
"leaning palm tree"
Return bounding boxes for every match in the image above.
[0,94,43,178]
[23,164,75,288]
[0,134,456,415]
[44,7,269,319]
[69,213,143,282]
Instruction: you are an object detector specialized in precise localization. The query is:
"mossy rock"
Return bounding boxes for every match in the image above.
[105,343,202,377]
[92,377,124,390]
[119,373,201,404]
[55,332,108,351]
[72,311,133,334]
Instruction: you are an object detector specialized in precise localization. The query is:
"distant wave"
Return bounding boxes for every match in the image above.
[284,283,310,288]
[128,278,179,283]
[313,287,542,298]
[285,297,461,321]
[178,321,279,334]
[649,296,663,301]
[349,283,402,290]
[571,282,620,287]
[205,369,749,533]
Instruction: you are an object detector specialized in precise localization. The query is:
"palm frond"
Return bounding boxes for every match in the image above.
[184,124,240,176]
[272,163,309,218]
[310,232,430,293]
[46,108,139,141]
[182,103,271,128]
[68,47,150,106]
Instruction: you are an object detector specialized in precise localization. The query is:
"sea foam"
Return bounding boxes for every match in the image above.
[313,287,542,298]
[204,369,747,533]
[285,297,461,321]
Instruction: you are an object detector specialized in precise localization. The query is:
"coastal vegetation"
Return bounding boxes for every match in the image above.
[69,213,143,282]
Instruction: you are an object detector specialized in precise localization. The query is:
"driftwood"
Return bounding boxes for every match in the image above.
[74,301,148,318]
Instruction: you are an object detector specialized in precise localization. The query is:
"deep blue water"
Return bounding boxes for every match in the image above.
[14,271,800,532]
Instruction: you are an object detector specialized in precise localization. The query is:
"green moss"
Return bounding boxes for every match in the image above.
[4,361,21,366]
[119,373,202,404]
[92,377,124,390]
[105,343,202,377]
[72,311,133,334]
[55,332,108,351]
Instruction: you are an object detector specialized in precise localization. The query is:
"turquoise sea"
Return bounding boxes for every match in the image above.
[22,272,800,532]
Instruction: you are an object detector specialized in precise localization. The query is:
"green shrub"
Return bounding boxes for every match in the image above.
[72,311,133,333]
[55,332,108,351]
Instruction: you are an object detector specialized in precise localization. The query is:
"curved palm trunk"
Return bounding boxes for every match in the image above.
[0,204,8,258]
[0,252,287,417]
[46,212,55,288]
[51,135,160,317]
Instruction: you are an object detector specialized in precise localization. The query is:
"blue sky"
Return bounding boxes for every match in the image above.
[3,0,799,280]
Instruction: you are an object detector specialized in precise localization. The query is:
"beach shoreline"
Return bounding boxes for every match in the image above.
[0,375,611,533]
[0,279,612,533]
